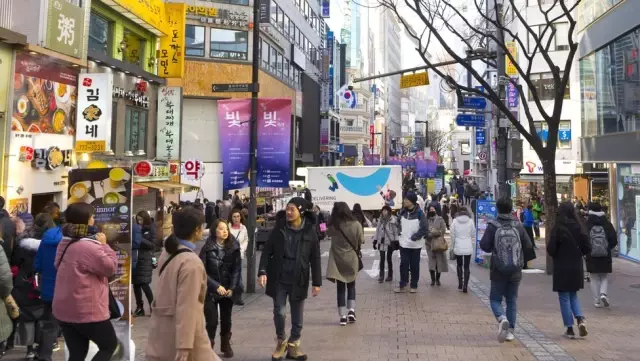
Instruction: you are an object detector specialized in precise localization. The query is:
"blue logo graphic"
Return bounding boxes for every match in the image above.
[335,168,391,196]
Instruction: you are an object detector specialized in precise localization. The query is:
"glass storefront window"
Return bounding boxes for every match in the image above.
[581,54,597,137]
[616,163,640,261]
[88,13,110,55]
[185,25,205,57]
[210,28,248,61]
[122,30,145,65]
[578,0,624,30]
[528,72,570,101]
[532,120,571,149]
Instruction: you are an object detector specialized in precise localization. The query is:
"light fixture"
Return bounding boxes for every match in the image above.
[147,57,156,68]
[103,149,115,156]
[117,40,127,53]
[124,151,134,157]
[124,71,130,74]
[110,65,116,69]
[95,59,101,63]
[80,153,90,162]
[135,149,146,156]
[71,64,79,67]
[29,51,37,55]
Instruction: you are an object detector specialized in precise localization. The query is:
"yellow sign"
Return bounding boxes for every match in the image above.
[186,5,218,17]
[158,3,186,78]
[506,41,518,76]
[75,140,106,153]
[400,72,429,89]
[111,0,169,36]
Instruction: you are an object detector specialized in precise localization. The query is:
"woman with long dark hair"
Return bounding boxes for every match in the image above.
[132,211,156,316]
[201,219,241,357]
[326,202,363,326]
[351,203,367,228]
[228,210,247,306]
[547,202,591,339]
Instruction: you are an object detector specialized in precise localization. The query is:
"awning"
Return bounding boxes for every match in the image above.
[133,183,149,197]
[137,181,199,194]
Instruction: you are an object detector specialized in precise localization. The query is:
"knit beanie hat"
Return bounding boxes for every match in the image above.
[287,197,311,213]
[405,193,418,205]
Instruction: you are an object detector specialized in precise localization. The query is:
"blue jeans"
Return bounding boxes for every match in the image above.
[558,292,584,327]
[399,247,421,288]
[489,276,521,329]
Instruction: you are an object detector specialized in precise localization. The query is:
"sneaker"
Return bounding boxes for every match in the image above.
[594,302,604,308]
[577,318,588,338]
[25,350,36,360]
[497,317,509,343]
[600,294,610,308]
[564,327,576,339]
[505,329,515,342]
[52,342,60,352]
[272,338,288,361]
[347,310,356,323]
[339,317,347,326]
[133,307,145,317]
[394,286,407,293]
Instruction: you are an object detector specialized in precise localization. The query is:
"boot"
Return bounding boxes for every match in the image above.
[385,270,393,282]
[272,338,288,361]
[377,273,384,283]
[429,270,436,286]
[456,264,463,290]
[133,306,145,317]
[220,333,234,358]
[435,272,441,286]
[286,340,308,361]
[463,271,470,293]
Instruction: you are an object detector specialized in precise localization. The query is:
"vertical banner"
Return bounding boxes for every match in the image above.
[506,77,519,109]
[322,0,330,17]
[505,41,518,76]
[257,98,291,187]
[158,3,186,78]
[156,87,182,160]
[327,31,334,108]
[320,117,329,146]
[475,200,497,265]
[75,73,113,153]
[67,167,132,358]
[259,0,271,23]
[218,99,251,190]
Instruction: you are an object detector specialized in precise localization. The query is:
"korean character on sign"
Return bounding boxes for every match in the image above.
[197,6,206,15]
[207,8,217,17]
[86,124,98,138]
[31,149,47,169]
[171,29,178,42]
[184,160,201,180]
[187,5,197,13]
[226,111,241,127]
[87,89,100,102]
[264,111,277,127]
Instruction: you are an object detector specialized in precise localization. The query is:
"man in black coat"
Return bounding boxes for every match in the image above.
[258,197,321,361]
[584,202,617,308]
[0,196,16,260]
[205,199,217,229]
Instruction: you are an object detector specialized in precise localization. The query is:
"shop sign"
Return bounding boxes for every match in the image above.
[45,0,86,58]
[187,6,250,28]
[110,0,169,36]
[75,73,113,153]
[505,41,518,76]
[259,0,270,23]
[157,87,181,161]
[31,146,72,170]
[182,159,205,181]
[112,86,150,108]
[158,3,186,78]
[522,160,576,175]
[134,160,153,177]
[133,161,171,181]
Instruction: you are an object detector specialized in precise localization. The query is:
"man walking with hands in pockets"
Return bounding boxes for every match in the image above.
[258,197,322,361]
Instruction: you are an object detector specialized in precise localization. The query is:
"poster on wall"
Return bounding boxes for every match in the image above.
[475,200,497,265]
[156,87,182,160]
[75,73,113,153]
[12,53,78,134]
[218,99,251,191]
[257,98,291,187]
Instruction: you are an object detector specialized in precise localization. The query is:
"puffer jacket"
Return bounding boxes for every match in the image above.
[0,244,13,343]
[199,237,241,300]
[450,211,475,256]
[374,215,398,248]
[132,224,156,285]
[33,226,63,302]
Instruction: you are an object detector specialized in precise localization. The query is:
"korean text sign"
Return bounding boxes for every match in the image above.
[217,99,251,191]
[46,0,86,58]
[475,200,497,265]
[257,99,291,187]
[156,87,182,160]
[158,3,186,78]
[75,73,113,153]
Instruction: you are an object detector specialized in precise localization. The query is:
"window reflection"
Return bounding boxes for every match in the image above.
[89,13,110,55]
[210,28,248,60]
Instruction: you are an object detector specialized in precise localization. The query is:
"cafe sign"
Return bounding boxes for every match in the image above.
[45,0,86,58]
[186,5,250,28]
[133,161,172,182]
[31,146,72,170]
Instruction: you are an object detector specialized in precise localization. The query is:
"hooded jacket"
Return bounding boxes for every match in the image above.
[11,236,42,312]
[584,210,617,274]
[450,211,475,256]
[397,206,428,249]
[522,209,535,227]
[33,226,63,303]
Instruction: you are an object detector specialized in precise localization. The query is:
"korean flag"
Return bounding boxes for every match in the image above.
[336,85,357,109]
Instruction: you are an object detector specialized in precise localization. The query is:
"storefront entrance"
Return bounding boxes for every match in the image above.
[31,192,58,215]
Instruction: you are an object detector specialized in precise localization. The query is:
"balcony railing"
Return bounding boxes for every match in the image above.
[340,125,367,134]
[339,103,369,111]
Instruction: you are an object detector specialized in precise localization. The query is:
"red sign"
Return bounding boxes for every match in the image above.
[369,125,374,134]
[183,159,205,181]
[169,162,179,175]
[15,53,78,86]
[134,161,153,177]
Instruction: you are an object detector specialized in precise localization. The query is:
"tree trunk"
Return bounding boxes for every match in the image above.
[541,157,559,275]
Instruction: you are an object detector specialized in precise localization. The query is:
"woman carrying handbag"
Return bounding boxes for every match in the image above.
[426,205,449,286]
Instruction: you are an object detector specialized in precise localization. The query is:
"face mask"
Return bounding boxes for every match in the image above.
[428,211,436,217]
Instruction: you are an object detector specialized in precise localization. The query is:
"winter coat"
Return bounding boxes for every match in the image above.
[532,203,543,220]
[11,237,43,319]
[326,220,364,283]
[584,211,617,274]
[34,226,63,303]
[229,224,248,260]
[199,238,241,300]
[547,219,591,293]
[146,245,218,361]
[426,216,449,272]
[0,211,16,260]
[0,244,13,343]
[132,223,142,270]
[205,203,217,229]
[442,204,450,224]
[258,210,322,301]
[52,225,118,324]
[132,224,156,285]
[480,214,534,281]
[427,200,441,216]
[397,206,428,249]
[450,204,459,219]
[522,209,534,227]
[451,212,475,256]
[374,215,398,248]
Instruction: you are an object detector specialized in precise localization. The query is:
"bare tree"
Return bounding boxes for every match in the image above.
[377,0,582,250]
[427,129,449,160]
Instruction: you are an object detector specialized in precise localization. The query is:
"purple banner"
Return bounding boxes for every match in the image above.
[363,154,380,165]
[507,77,519,109]
[257,98,292,187]
[218,99,251,191]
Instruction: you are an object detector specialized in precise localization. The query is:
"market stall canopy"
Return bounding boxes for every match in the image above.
[133,183,149,197]
[137,181,198,194]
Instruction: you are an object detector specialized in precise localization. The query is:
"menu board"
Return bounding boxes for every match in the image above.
[475,200,497,265]
[67,168,132,320]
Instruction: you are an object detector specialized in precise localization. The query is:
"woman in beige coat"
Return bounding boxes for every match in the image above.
[146,207,220,361]
[326,202,364,326]
[426,205,449,286]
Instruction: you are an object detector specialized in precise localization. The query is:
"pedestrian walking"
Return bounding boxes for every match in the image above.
[53,203,118,361]
[547,202,591,339]
[257,197,322,361]
[201,220,242,358]
[450,199,459,220]
[442,199,450,230]
[326,202,364,326]
[0,240,15,358]
[426,205,448,286]
[352,203,368,228]
[450,208,475,293]
[480,197,533,343]
[584,202,617,308]
[394,193,428,293]
[532,198,543,239]
[522,205,535,251]
[373,205,398,283]
[147,206,220,361]
[228,210,248,306]
[132,211,156,317]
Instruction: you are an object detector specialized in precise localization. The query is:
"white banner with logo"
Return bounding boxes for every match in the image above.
[75,73,113,153]
[156,87,182,160]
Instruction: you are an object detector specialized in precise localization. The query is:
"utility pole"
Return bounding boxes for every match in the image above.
[245,0,261,294]
[495,2,510,199]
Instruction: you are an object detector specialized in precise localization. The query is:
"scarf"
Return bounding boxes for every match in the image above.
[62,223,98,239]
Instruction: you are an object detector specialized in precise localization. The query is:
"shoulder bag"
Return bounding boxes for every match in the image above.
[431,218,449,252]
[336,227,364,271]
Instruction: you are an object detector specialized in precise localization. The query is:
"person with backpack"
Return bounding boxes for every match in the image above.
[584,202,617,308]
[480,197,533,343]
[547,202,591,339]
